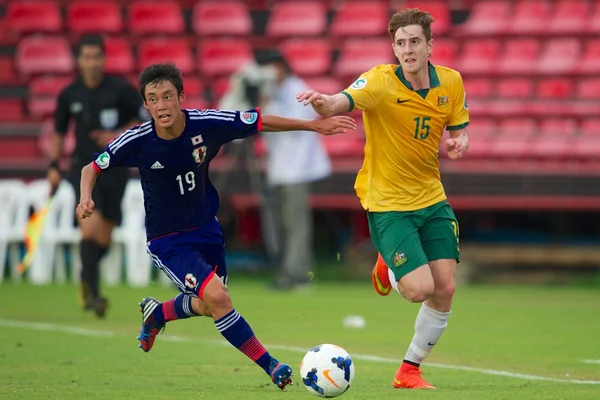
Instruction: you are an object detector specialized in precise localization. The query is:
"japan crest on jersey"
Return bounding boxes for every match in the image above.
[192,146,207,165]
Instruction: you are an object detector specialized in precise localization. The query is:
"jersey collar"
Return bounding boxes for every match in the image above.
[394,62,440,91]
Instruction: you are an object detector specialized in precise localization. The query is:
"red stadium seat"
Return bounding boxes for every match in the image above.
[320,119,365,157]
[210,76,231,105]
[497,78,534,99]
[266,1,326,37]
[429,38,457,69]
[579,39,600,75]
[589,3,600,34]
[333,38,395,78]
[182,76,204,97]
[492,118,537,158]
[28,75,72,96]
[0,99,25,122]
[128,1,184,34]
[530,119,578,159]
[67,1,122,34]
[138,37,194,74]
[509,0,552,35]
[330,1,388,37]
[7,1,62,34]
[104,37,134,75]
[462,119,496,158]
[280,39,332,76]
[580,118,600,136]
[197,39,253,76]
[455,1,511,36]
[573,119,600,159]
[184,96,209,110]
[193,1,252,36]
[15,36,74,76]
[302,77,344,95]
[403,1,451,36]
[548,0,590,34]
[497,38,541,75]
[537,78,572,100]
[456,39,500,75]
[538,39,582,75]
[0,57,16,84]
[576,78,600,100]
[463,78,494,99]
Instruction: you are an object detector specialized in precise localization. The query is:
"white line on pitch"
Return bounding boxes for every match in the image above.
[582,360,600,365]
[0,318,598,385]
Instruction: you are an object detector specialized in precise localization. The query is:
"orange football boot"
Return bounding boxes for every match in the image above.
[371,253,392,296]
[392,363,436,390]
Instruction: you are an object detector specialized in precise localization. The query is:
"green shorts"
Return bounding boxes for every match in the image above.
[367,200,460,281]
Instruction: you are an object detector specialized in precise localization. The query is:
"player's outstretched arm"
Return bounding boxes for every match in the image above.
[445,128,469,160]
[76,162,99,219]
[261,114,356,136]
[295,91,351,117]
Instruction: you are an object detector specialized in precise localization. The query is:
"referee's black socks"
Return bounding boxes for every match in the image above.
[80,239,108,300]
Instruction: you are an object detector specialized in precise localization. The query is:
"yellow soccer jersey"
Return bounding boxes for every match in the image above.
[342,63,469,212]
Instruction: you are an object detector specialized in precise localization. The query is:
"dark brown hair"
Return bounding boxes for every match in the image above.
[388,8,435,43]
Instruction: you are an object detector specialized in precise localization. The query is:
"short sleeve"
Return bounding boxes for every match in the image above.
[189,108,262,145]
[118,83,145,123]
[341,69,386,112]
[92,126,142,172]
[54,88,71,135]
[447,74,470,131]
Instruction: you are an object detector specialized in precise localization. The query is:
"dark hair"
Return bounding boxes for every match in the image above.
[389,8,435,43]
[76,35,105,57]
[261,50,292,74]
[138,63,184,101]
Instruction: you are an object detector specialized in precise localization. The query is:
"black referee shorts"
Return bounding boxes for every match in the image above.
[68,164,129,225]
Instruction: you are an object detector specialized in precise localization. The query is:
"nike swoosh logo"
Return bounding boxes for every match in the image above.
[394,378,402,386]
[428,342,437,346]
[322,369,341,389]
[397,99,411,103]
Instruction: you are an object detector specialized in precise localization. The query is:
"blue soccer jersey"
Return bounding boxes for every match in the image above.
[92,108,262,240]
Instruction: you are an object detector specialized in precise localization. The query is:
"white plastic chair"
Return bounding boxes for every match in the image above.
[108,179,152,287]
[0,179,28,283]
[26,180,79,285]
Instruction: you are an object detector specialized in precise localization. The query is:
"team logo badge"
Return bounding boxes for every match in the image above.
[99,108,119,129]
[241,111,258,124]
[437,95,450,108]
[350,77,367,89]
[393,252,407,267]
[95,151,111,169]
[192,146,207,165]
[184,273,197,289]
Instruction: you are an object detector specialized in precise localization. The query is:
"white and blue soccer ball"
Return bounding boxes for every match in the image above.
[300,344,355,398]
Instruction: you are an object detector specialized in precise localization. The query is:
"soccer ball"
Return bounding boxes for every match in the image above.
[300,344,355,398]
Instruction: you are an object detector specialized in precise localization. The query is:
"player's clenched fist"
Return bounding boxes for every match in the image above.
[314,116,357,136]
[76,198,95,219]
[445,138,465,160]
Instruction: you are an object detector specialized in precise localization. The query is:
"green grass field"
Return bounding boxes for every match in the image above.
[1,280,599,399]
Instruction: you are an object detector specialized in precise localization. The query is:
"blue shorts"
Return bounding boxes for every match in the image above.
[147,227,227,300]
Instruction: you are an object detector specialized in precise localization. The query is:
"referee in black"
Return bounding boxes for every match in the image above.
[47,35,145,318]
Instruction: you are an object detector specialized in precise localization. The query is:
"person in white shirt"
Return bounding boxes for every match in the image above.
[261,51,332,290]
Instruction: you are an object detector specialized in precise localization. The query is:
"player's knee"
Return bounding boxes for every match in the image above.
[434,279,456,301]
[201,281,232,310]
[402,286,433,303]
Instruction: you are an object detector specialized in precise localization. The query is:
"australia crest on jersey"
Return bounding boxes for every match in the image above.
[437,95,450,108]
[192,145,207,165]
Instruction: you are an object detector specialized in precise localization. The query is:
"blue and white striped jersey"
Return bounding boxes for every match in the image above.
[92,108,262,240]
